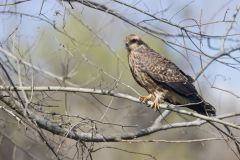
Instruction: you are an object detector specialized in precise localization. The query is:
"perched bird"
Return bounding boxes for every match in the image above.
[125,34,216,116]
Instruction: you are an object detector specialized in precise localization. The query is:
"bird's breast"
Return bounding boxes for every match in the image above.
[128,52,141,80]
[128,51,158,93]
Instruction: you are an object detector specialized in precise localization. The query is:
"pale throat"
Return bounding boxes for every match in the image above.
[129,43,145,51]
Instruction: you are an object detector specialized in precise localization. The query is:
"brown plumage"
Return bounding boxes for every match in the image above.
[125,34,216,116]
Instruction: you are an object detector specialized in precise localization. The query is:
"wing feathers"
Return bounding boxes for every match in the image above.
[139,50,197,98]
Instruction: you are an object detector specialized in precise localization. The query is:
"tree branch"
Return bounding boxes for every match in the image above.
[1,85,240,142]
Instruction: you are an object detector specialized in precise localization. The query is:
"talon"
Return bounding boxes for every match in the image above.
[139,94,152,103]
[151,97,161,111]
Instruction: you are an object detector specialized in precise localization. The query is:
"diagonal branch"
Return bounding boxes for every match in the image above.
[1,85,240,130]
[1,101,237,142]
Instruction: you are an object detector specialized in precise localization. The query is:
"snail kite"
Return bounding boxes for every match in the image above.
[125,34,216,116]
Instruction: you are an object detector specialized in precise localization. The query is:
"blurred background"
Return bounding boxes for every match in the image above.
[0,0,240,159]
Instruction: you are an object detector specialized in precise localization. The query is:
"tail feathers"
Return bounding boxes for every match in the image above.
[187,102,216,117]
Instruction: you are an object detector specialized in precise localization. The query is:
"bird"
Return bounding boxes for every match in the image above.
[125,34,216,116]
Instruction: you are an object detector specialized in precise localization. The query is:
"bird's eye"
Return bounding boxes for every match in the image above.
[130,39,138,44]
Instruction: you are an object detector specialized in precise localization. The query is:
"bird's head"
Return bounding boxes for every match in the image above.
[125,34,144,52]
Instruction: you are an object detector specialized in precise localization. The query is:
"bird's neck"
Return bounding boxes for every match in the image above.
[132,44,151,53]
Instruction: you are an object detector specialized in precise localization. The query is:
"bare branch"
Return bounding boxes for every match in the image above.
[1,85,240,142]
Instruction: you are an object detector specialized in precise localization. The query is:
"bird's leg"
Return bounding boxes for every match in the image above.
[151,93,164,111]
[151,96,160,111]
[139,94,152,103]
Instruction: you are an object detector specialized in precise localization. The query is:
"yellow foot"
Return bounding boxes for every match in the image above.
[139,94,152,103]
[151,97,160,111]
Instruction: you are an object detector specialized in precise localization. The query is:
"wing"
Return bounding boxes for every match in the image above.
[138,50,198,98]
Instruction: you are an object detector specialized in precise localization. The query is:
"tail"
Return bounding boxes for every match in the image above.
[187,102,216,116]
